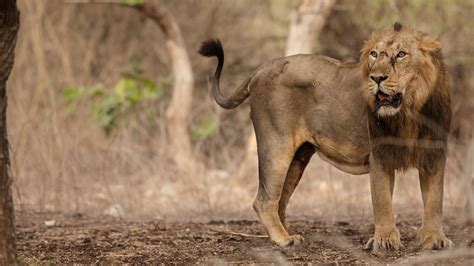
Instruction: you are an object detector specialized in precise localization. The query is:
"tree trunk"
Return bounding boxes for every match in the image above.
[134,2,195,167]
[71,0,195,166]
[0,0,20,264]
[239,0,336,175]
[285,0,336,56]
[70,0,196,167]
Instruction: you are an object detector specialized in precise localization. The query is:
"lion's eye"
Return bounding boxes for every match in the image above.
[370,51,378,58]
[397,51,406,58]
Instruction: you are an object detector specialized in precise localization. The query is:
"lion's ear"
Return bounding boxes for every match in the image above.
[360,41,372,59]
[360,32,378,60]
[419,35,441,53]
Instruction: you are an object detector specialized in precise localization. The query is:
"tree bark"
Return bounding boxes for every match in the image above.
[239,0,336,174]
[132,2,195,167]
[285,0,336,56]
[0,0,19,264]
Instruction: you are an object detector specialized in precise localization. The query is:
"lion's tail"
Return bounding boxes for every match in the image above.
[199,39,250,109]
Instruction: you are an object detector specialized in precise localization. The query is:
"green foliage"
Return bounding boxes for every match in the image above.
[63,55,168,136]
[63,84,103,113]
[191,116,218,141]
[120,0,144,6]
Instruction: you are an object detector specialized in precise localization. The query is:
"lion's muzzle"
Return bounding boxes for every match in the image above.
[375,90,402,109]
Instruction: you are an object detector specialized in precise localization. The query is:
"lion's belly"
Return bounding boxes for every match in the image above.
[314,143,369,175]
[313,133,368,159]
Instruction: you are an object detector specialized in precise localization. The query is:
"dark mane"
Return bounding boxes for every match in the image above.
[368,72,451,172]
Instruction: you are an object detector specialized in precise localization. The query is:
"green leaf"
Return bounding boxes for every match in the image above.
[93,95,121,135]
[124,79,142,102]
[142,78,161,100]
[120,0,144,6]
[63,54,165,136]
[63,87,85,112]
[114,78,139,101]
[63,87,84,101]
[85,84,105,96]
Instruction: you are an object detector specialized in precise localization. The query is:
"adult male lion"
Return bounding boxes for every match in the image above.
[199,23,452,251]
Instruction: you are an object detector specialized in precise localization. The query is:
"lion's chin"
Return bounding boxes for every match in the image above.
[373,89,403,117]
[376,105,401,117]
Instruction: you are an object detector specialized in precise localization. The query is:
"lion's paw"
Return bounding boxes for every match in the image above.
[289,234,305,245]
[273,234,305,247]
[418,228,453,250]
[365,227,402,252]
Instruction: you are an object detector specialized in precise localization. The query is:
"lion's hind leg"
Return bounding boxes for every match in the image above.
[252,134,303,246]
[278,142,315,231]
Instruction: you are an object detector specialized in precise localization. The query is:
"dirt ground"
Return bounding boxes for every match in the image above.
[16,211,474,264]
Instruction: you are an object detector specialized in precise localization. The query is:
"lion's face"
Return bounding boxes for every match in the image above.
[361,23,441,117]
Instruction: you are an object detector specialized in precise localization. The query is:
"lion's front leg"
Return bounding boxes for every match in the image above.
[418,166,453,250]
[365,155,402,252]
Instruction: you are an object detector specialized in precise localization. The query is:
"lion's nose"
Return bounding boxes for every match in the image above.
[370,75,388,84]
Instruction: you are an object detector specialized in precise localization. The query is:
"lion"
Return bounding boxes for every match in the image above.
[199,22,453,251]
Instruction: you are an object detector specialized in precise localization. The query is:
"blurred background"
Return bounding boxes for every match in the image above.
[8,0,473,221]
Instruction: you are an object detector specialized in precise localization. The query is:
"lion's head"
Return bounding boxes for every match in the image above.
[360,22,445,118]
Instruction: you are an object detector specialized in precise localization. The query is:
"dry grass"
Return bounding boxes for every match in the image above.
[7,0,473,223]
[9,0,283,219]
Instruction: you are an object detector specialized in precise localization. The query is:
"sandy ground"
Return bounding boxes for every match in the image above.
[15,210,474,264]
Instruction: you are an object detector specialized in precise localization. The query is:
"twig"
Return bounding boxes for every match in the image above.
[209,228,267,238]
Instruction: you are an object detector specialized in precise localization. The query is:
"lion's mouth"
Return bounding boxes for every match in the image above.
[375,90,402,109]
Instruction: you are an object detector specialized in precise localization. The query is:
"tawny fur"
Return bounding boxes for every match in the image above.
[361,24,452,251]
[200,23,453,250]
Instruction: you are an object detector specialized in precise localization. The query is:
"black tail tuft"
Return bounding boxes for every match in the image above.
[198,38,223,59]
[198,38,249,109]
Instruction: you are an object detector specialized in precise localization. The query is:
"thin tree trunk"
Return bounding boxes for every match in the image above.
[67,0,196,167]
[133,2,195,167]
[0,0,20,264]
[239,0,336,174]
[285,0,336,56]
